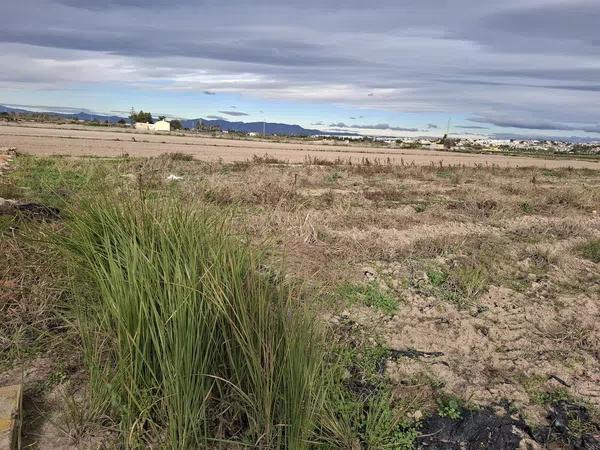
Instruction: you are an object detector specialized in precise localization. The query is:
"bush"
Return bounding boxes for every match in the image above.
[62,197,328,448]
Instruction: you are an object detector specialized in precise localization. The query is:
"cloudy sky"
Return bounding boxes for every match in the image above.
[1,0,599,137]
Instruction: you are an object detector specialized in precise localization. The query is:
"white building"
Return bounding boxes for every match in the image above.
[135,122,151,131]
[153,119,171,132]
[135,120,171,132]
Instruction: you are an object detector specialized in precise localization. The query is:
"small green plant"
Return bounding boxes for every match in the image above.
[323,380,420,449]
[363,392,420,449]
[426,268,448,286]
[450,265,487,302]
[520,202,534,213]
[419,263,487,308]
[325,171,343,183]
[578,238,600,263]
[320,335,422,449]
[360,345,390,379]
[537,388,572,405]
[437,396,462,420]
[413,202,427,213]
[340,282,399,315]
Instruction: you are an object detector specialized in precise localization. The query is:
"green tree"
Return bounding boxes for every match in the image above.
[170,119,182,130]
[129,109,154,124]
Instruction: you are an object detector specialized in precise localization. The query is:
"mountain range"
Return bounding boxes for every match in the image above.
[0,105,353,137]
[5,105,597,143]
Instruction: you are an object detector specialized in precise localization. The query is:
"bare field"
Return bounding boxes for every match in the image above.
[1,122,599,169]
[2,151,600,447]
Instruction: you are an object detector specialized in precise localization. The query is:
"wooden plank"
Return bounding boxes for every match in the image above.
[0,384,22,450]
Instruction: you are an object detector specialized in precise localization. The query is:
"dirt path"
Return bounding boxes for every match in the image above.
[1,123,598,169]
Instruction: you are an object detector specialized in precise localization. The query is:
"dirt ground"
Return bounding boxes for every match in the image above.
[1,153,599,448]
[163,157,600,446]
[1,122,599,169]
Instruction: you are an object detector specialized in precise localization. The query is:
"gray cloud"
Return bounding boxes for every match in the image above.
[203,91,216,95]
[330,122,418,132]
[1,0,599,135]
[455,125,489,130]
[427,123,438,129]
[471,115,600,134]
[218,110,249,117]
[2,103,96,114]
[311,121,323,126]
[470,116,575,131]
[582,124,600,133]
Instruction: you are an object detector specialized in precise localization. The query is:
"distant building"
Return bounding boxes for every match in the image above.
[153,119,171,132]
[135,119,171,132]
[135,122,151,131]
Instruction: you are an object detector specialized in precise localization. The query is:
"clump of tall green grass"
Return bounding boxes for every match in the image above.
[62,197,327,448]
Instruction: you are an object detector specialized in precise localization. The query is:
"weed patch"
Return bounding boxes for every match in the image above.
[412,262,488,307]
[160,152,193,161]
[0,156,105,206]
[339,282,399,315]
[578,238,600,263]
[322,337,420,449]
[437,395,463,420]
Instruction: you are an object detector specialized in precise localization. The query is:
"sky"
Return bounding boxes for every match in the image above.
[1,0,600,138]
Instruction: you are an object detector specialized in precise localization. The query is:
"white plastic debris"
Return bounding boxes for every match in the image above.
[166,174,184,181]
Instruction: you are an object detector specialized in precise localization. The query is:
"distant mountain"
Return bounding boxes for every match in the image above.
[0,105,124,123]
[0,105,31,114]
[180,118,326,136]
[0,104,357,137]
